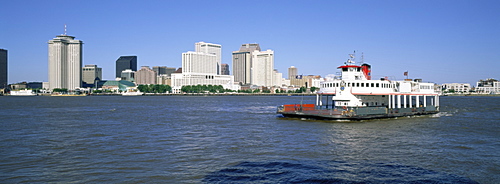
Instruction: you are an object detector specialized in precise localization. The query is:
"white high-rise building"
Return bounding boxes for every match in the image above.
[274,69,285,87]
[171,42,238,93]
[195,42,222,74]
[48,34,83,90]
[182,51,217,74]
[251,49,274,87]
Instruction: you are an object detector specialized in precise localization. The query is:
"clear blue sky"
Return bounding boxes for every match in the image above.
[1,0,499,86]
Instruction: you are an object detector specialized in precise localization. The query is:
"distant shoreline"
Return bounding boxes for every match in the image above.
[442,94,500,97]
[26,93,317,97]
[19,93,500,97]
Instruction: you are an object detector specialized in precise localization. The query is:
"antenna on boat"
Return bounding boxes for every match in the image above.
[361,52,364,64]
[348,51,356,64]
[64,24,67,35]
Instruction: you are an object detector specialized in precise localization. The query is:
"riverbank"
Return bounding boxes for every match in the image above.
[443,94,500,97]
[6,93,500,97]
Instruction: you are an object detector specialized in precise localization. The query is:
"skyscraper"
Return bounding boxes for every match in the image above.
[82,64,102,85]
[171,42,237,93]
[195,42,221,74]
[288,66,298,80]
[48,34,83,90]
[182,51,217,74]
[115,56,137,78]
[251,49,274,87]
[0,49,7,88]
[232,44,261,85]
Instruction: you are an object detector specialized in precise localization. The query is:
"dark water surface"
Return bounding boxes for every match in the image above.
[0,96,498,183]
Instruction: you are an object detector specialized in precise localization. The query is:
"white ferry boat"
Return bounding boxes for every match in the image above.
[10,89,36,96]
[122,88,143,96]
[277,53,439,120]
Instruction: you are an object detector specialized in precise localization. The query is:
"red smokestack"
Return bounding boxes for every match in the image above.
[361,64,371,80]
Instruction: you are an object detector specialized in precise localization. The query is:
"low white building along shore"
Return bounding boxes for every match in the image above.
[171,42,239,93]
[476,78,499,94]
[441,83,471,94]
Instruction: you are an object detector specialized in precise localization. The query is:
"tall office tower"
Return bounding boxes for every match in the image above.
[232,43,261,85]
[48,34,83,90]
[195,42,221,74]
[220,63,230,75]
[115,56,137,78]
[0,49,7,88]
[82,64,102,85]
[251,49,274,87]
[182,51,217,74]
[288,66,298,80]
[135,66,157,85]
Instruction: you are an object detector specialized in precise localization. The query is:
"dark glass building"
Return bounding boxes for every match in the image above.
[115,56,137,78]
[0,49,7,88]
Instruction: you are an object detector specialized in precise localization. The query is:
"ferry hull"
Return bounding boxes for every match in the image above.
[277,104,439,120]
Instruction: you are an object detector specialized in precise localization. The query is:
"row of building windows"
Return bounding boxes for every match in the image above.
[420,85,432,89]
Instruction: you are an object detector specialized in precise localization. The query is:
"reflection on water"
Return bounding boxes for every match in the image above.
[0,96,498,183]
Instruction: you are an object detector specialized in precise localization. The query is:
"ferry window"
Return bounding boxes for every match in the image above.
[361,83,364,87]
[366,83,369,87]
[343,68,348,72]
[371,83,374,87]
[356,83,359,87]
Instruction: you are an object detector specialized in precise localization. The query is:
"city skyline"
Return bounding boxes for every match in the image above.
[1,1,499,86]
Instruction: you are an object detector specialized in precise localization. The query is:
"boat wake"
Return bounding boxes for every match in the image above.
[431,112,453,117]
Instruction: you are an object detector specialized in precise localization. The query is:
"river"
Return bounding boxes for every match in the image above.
[0,95,498,183]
